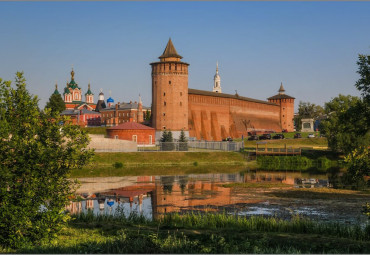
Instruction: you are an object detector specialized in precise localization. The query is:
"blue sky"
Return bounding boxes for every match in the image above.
[0,2,369,110]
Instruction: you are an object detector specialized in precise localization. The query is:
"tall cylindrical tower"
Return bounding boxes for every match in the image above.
[150,38,189,140]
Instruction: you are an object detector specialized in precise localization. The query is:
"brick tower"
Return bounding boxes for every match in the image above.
[267,83,295,132]
[150,38,190,140]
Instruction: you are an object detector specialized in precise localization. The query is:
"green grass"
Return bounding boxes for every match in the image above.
[5,212,370,254]
[82,126,107,135]
[71,152,252,177]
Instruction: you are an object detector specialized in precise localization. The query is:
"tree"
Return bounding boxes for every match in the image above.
[160,130,174,151]
[178,129,188,151]
[320,94,363,154]
[320,55,370,187]
[0,72,94,248]
[355,54,370,102]
[294,101,324,131]
[145,110,151,121]
[45,93,65,115]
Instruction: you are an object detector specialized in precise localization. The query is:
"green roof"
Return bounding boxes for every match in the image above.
[85,84,94,95]
[53,84,60,95]
[63,87,71,95]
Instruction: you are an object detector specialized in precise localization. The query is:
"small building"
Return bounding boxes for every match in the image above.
[61,109,101,127]
[107,122,155,146]
[100,97,151,126]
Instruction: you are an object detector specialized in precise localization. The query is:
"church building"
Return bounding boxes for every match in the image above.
[151,39,295,141]
[62,69,96,110]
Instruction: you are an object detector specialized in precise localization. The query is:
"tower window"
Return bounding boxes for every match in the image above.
[180,102,182,106]
[164,101,166,106]
[175,64,177,71]
[169,81,171,85]
[163,113,166,116]
[163,126,166,130]
[169,64,171,70]
[164,92,166,96]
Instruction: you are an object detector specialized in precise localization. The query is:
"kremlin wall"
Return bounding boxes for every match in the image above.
[151,39,295,141]
[54,38,295,142]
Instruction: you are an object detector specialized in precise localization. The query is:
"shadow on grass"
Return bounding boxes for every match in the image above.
[16,224,370,254]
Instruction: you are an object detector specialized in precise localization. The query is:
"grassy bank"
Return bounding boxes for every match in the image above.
[83,126,107,135]
[244,137,328,149]
[71,152,254,177]
[6,212,370,254]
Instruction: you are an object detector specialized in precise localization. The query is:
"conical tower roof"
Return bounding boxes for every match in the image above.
[53,83,60,95]
[159,38,182,59]
[278,82,285,94]
[85,83,94,95]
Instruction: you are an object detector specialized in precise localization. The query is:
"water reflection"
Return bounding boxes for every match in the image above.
[66,170,367,225]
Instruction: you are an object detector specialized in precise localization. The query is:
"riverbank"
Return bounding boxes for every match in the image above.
[6,213,370,254]
[71,152,254,178]
[244,137,328,149]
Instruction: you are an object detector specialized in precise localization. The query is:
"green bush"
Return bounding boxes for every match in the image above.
[113,162,124,168]
[0,73,94,248]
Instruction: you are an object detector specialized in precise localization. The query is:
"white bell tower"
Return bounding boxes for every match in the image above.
[213,61,222,93]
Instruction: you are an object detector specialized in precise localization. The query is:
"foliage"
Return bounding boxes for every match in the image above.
[295,101,324,131]
[0,72,94,248]
[363,203,370,220]
[160,130,175,151]
[145,109,151,121]
[45,93,66,115]
[113,162,124,168]
[344,147,370,185]
[178,129,188,151]
[355,54,370,102]
[320,54,370,188]
[320,94,368,155]
[257,155,334,171]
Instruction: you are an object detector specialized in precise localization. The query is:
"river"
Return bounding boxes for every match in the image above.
[67,170,369,226]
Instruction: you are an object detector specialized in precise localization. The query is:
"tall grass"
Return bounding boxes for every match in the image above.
[8,211,370,254]
[162,212,370,241]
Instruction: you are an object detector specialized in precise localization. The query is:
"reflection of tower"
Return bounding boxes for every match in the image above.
[107,198,114,214]
[138,194,143,214]
[98,197,105,214]
[85,199,94,210]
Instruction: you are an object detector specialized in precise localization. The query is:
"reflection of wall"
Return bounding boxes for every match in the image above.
[152,179,264,219]
[66,201,82,214]
[244,172,295,185]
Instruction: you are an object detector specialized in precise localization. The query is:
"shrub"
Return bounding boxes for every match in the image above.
[0,72,94,248]
[113,162,124,168]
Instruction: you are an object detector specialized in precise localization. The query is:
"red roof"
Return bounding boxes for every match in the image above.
[107,122,154,130]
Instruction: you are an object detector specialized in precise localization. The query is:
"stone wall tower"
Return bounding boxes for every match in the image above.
[267,83,295,132]
[150,38,189,140]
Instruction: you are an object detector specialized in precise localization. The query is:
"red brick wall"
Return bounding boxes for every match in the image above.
[107,129,155,145]
[188,94,282,140]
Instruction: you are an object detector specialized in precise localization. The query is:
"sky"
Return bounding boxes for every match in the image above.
[0,2,369,110]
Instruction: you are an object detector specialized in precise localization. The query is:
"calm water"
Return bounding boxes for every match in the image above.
[67,170,369,225]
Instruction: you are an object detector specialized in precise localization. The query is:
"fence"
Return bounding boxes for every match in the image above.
[137,141,244,152]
